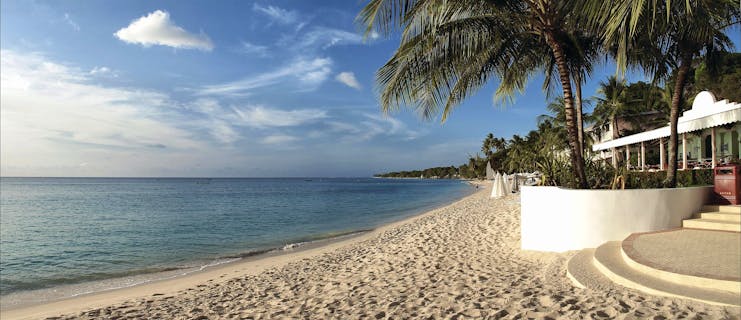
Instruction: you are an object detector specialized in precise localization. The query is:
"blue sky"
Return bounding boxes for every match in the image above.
[1,1,738,177]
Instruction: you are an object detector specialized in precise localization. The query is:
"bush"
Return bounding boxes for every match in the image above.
[624,169,713,189]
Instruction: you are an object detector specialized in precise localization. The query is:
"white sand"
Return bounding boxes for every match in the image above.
[3,183,740,319]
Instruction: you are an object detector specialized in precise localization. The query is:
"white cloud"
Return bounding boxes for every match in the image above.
[231,105,327,128]
[297,27,364,49]
[0,49,434,177]
[198,57,332,96]
[252,3,298,25]
[114,10,213,51]
[237,41,269,57]
[261,135,299,144]
[209,120,241,144]
[335,72,361,90]
[63,13,80,31]
[88,66,118,78]
[326,113,423,142]
[0,50,212,175]
[89,66,110,75]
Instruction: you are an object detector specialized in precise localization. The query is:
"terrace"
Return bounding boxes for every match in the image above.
[592,91,741,171]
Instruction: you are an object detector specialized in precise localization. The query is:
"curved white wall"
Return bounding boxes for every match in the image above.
[520,186,712,252]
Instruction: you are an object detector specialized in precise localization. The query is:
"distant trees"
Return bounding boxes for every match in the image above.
[481,133,507,173]
[375,166,462,179]
[690,52,741,103]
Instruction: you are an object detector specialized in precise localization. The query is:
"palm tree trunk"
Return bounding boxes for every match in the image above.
[611,115,621,163]
[664,55,691,188]
[545,35,588,189]
[574,73,584,151]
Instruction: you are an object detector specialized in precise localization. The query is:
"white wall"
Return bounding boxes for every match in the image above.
[520,186,712,252]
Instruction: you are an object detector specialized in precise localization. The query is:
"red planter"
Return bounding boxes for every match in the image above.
[714,164,741,205]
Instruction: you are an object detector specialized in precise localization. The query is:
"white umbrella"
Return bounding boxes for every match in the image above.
[492,172,509,199]
[490,172,501,198]
[502,173,511,195]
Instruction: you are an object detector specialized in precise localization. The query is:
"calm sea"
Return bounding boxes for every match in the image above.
[0,177,471,298]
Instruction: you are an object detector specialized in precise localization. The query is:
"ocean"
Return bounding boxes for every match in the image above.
[0,177,472,301]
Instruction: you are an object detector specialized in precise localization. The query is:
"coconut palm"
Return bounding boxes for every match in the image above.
[481,133,496,160]
[542,32,601,151]
[613,1,740,187]
[586,0,734,73]
[591,76,629,142]
[358,0,597,188]
[537,98,567,130]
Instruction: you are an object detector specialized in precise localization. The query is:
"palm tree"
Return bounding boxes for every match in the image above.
[542,32,601,151]
[613,1,740,187]
[537,97,567,129]
[585,0,735,73]
[481,133,495,162]
[358,0,597,188]
[592,76,629,143]
[468,155,478,178]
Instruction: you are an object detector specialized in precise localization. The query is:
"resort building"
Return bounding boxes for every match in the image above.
[591,91,741,170]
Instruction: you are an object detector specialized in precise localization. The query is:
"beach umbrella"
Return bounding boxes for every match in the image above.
[486,162,494,180]
[490,172,501,198]
[492,172,509,199]
[502,173,511,195]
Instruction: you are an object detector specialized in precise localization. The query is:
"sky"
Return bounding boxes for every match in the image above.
[1,1,739,177]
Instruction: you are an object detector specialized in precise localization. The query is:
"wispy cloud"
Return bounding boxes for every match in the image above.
[114,10,213,51]
[198,57,332,96]
[0,50,206,173]
[63,13,80,31]
[261,134,299,144]
[252,3,298,25]
[237,41,269,57]
[297,27,364,50]
[231,105,327,128]
[335,72,361,90]
[88,66,118,78]
[182,99,327,144]
[327,113,423,142]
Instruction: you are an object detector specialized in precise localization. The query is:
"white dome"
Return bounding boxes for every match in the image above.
[692,91,717,110]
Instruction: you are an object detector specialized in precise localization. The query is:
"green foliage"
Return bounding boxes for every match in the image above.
[375,166,460,179]
[691,52,741,103]
[624,169,713,189]
[591,78,671,142]
[358,0,596,188]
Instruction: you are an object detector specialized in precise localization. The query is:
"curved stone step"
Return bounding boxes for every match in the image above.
[621,245,740,294]
[682,218,741,232]
[702,205,741,214]
[699,212,741,222]
[593,241,740,307]
[566,249,616,291]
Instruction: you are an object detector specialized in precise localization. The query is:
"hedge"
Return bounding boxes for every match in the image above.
[624,169,714,189]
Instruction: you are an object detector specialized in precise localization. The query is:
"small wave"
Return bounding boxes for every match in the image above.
[281,242,306,250]
[221,248,274,259]
[278,229,373,252]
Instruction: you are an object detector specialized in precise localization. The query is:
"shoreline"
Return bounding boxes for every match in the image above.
[0,182,484,320]
[4,180,737,319]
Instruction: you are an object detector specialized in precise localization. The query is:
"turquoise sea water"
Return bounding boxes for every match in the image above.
[0,177,471,296]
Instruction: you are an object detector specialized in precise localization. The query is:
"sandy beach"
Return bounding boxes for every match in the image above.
[3,182,740,319]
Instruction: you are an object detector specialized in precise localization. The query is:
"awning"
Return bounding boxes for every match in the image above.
[592,91,741,151]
